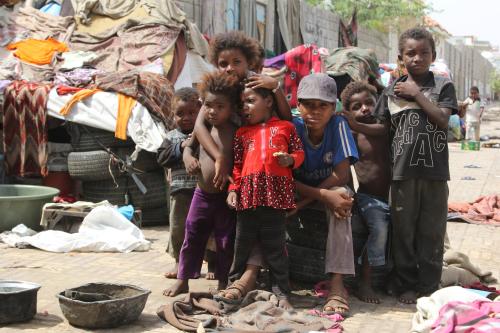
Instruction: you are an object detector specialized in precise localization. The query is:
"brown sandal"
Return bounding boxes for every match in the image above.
[323,292,350,316]
[214,280,248,304]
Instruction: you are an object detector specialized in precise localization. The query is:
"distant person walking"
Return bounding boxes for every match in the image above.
[461,86,485,141]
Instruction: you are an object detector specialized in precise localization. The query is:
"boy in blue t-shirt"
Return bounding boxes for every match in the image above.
[292,73,359,316]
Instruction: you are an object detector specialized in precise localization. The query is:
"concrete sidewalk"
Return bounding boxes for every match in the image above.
[1,106,499,333]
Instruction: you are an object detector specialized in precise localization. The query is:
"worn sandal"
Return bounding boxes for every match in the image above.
[323,292,350,316]
[214,280,248,304]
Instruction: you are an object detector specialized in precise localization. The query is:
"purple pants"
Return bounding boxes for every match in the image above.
[177,188,236,282]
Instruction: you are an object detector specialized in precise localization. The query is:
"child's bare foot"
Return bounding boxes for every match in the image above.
[355,282,380,304]
[164,262,178,279]
[206,250,216,280]
[163,280,188,297]
[398,290,417,304]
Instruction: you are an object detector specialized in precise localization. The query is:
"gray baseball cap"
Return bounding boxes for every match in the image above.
[297,73,337,103]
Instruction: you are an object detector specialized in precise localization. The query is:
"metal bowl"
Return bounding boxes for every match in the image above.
[57,283,150,329]
[0,280,41,324]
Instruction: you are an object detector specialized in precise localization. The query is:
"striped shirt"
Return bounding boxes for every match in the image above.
[293,115,358,187]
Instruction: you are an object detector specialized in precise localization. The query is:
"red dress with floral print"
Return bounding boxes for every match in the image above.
[228,117,304,211]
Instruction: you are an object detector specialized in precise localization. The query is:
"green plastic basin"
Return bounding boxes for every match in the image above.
[0,185,60,232]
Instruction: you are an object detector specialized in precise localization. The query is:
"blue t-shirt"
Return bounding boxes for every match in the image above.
[293,115,358,187]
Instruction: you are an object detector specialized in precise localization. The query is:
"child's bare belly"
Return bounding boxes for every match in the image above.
[355,133,391,200]
[197,151,222,194]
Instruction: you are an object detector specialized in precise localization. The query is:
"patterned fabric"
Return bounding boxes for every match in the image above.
[431,300,500,333]
[284,44,322,108]
[95,70,175,130]
[2,81,52,177]
[70,24,180,73]
[228,117,304,210]
[54,68,102,87]
[324,47,379,82]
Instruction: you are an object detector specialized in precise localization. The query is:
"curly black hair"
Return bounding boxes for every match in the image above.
[340,81,377,112]
[198,71,243,109]
[172,87,199,108]
[209,31,261,68]
[398,27,436,58]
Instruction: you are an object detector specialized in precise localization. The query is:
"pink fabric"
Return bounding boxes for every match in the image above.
[314,280,330,298]
[448,195,500,225]
[431,300,500,333]
[308,309,344,333]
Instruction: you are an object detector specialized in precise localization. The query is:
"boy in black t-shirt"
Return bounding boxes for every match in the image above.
[374,27,458,304]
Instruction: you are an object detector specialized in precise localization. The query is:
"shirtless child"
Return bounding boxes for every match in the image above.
[163,71,241,296]
[340,82,391,304]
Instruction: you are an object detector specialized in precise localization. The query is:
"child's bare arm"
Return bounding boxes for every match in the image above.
[193,107,220,159]
[193,107,231,187]
[394,81,451,129]
[182,134,201,175]
[295,159,353,212]
[246,74,292,121]
[341,110,389,136]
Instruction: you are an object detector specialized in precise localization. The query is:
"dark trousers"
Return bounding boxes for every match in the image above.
[229,207,290,293]
[390,179,448,295]
[177,188,235,282]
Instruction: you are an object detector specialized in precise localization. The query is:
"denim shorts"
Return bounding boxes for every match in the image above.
[351,192,390,267]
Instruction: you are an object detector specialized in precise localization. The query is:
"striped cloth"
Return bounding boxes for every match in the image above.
[2,81,52,176]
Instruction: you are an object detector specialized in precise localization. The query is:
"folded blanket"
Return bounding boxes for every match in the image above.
[448,194,500,225]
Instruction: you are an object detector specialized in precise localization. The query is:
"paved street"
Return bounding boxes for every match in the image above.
[1,105,499,333]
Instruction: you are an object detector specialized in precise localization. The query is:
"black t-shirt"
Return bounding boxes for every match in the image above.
[375,73,458,181]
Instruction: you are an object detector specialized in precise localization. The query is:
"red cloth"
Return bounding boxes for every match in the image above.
[2,81,52,177]
[228,117,304,210]
[284,44,322,108]
[56,85,84,95]
[448,194,500,225]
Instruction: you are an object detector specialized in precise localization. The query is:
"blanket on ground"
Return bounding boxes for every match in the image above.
[157,290,339,333]
[2,81,52,176]
[448,194,500,225]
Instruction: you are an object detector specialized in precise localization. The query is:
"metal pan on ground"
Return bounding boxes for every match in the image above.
[0,280,41,324]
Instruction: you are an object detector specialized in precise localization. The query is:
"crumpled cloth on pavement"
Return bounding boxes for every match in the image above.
[324,47,380,82]
[441,234,496,288]
[431,300,500,333]
[0,205,150,253]
[95,70,175,130]
[411,286,492,333]
[448,194,500,225]
[157,290,339,333]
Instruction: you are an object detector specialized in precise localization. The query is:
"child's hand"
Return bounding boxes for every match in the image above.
[227,191,238,209]
[246,74,280,91]
[214,155,233,190]
[181,134,192,149]
[394,81,421,100]
[185,156,201,175]
[273,151,294,167]
[334,207,352,219]
[340,110,356,126]
[322,189,353,215]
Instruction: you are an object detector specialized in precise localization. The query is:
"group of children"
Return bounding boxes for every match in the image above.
[156,27,458,315]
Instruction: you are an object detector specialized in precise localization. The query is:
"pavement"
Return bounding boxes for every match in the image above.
[1,104,499,333]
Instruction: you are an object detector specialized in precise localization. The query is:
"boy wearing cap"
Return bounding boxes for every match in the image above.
[292,73,359,315]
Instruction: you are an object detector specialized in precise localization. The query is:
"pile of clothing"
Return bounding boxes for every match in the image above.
[0,0,214,178]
